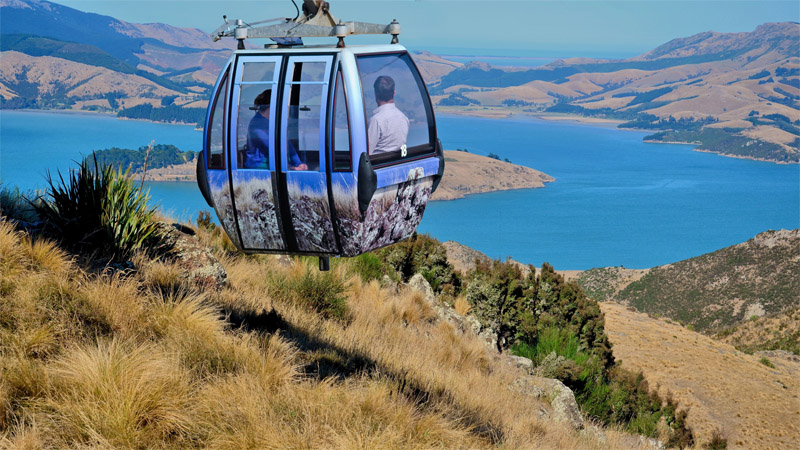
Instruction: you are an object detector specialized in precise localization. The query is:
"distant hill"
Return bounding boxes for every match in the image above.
[0,0,232,114]
[422,23,800,163]
[0,0,231,71]
[577,229,800,332]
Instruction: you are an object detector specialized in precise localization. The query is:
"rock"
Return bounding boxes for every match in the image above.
[407,273,499,351]
[409,273,435,304]
[509,375,584,430]
[157,222,227,290]
[535,376,584,431]
[507,354,534,372]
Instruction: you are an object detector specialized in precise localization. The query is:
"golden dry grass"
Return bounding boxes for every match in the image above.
[0,221,655,449]
[601,301,800,450]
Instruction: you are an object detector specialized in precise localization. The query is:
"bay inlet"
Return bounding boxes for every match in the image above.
[1,110,797,270]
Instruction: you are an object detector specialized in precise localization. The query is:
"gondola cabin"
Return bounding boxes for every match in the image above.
[197,42,444,266]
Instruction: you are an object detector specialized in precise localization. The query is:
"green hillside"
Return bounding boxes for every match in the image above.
[616,229,800,331]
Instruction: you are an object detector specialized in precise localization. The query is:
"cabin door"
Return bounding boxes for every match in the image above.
[230,56,287,252]
[277,55,338,253]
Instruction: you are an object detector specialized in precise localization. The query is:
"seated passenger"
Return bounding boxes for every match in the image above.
[247,89,307,170]
[367,75,410,156]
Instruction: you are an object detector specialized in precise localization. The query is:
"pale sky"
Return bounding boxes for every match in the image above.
[49,0,799,56]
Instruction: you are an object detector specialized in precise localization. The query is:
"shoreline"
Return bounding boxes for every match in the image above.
[3,108,201,128]
[140,152,556,203]
[434,106,626,128]
[142,176,551,202]
[6,107,792,165]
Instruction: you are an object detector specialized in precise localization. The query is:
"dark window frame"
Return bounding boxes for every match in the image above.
[206,68,229,170]
[332,68,353,172]
[355,51,437,168]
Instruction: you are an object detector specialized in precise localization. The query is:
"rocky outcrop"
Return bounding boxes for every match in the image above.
[407,273,584,430]
[156,222,227,290]
[409,273,498,351]
[510,375,584,431]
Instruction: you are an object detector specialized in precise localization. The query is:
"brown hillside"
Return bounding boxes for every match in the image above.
[0,51,183,101]
[411,51,463,84]
[602,301,800,449]
[431,151,554,201]
[0,51,206,112]
[436,22,800,162]
[616,229,800,331]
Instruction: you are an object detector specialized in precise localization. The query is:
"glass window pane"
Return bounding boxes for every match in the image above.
[241,62,276,82]
[286,83,322,171]
[290,61,327,82]
[238,84,274,169]
[333,71,351,171]
[207,72,228,169]
[357,53,434,163]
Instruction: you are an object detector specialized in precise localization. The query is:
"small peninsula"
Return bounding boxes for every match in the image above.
[117,149,555,200]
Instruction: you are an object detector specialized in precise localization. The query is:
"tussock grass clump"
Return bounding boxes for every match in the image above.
[44,339,193,448]
[266,260,350,320]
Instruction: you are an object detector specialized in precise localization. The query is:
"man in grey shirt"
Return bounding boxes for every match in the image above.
[367,75,410,156]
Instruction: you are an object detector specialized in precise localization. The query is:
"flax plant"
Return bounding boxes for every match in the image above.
[34,156,159,259]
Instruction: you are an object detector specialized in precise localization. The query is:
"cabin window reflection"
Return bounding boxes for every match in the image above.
[238,84,275,169]
[241,61,276,82]
[332,70,351,172]
[207,70,228,170]
[285,62,324,172]
[356,52,434,164]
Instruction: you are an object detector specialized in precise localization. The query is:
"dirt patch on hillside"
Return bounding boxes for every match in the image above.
[602,301,800,449]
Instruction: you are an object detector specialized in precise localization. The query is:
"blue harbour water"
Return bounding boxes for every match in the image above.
[1,110,798,269]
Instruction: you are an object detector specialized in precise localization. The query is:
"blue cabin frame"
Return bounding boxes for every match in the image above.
[197,44,445,258]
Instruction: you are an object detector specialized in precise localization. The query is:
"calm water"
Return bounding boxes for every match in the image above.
[411,46,639,67]
[1,110,798,269]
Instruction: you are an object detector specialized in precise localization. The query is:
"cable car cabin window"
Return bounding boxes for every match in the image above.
[356,52,435,165]
[332,70,351,171]
[285,62,327,171]
[207,70,228,169]
[238,83,276,170]
[241,61,276,82]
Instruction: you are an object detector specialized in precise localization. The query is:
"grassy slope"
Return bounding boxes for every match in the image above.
[601,302,800,450]
[0,220,651,449]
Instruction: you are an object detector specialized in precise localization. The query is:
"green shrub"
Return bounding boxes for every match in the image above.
[34,157,159,259]
[704,429,728,449]
[350,253,384,283]
[375,234,461,294]
[269,265,349,320]
[759,357,775,368]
